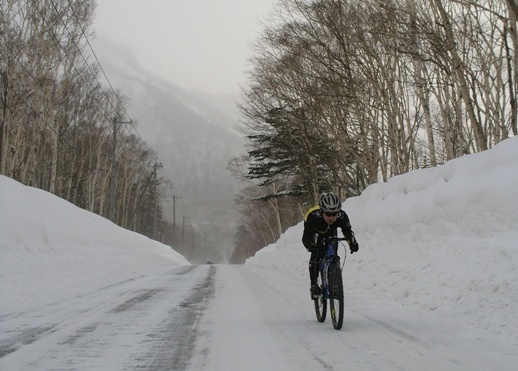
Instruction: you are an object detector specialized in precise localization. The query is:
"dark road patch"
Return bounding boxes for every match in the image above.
[133,265,216,370]
[110,289,162,313]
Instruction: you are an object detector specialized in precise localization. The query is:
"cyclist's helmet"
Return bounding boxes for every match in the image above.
[319,192,341,213]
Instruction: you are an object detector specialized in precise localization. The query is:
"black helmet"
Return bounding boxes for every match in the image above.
[319,192,341,213]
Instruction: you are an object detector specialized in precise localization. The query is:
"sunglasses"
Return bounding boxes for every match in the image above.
[324,212,338,217]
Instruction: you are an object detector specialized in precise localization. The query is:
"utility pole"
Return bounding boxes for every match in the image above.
[182,215,191,261]
[151,162,163,240]
[172,195,181,228]
[109,117,131,222]
[191,234,195,263]
[182,216,189,244]
[172,195,181,244]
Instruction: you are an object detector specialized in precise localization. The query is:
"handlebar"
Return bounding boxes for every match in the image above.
[323,237,348,263]
[326,237,349,242]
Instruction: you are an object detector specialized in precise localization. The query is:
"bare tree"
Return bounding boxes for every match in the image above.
[233,0,517,258]
[1,0,171,240]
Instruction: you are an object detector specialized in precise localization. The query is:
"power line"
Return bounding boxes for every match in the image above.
[61,0,191,222]
[2,0,191,225]
[60,0,167,171]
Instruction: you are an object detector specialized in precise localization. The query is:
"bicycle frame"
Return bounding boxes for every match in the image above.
[313,236,348,330]
[319,240,341,300]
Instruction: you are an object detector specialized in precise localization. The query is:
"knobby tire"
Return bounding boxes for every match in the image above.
[314,270,327,322]
[329,263,344,330]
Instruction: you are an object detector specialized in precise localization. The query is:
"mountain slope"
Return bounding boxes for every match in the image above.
[91,36,245,262]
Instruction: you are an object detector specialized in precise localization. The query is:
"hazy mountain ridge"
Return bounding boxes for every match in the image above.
[91,36,245,261]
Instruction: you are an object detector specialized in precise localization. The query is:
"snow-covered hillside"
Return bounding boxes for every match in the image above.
[90,36,245,263]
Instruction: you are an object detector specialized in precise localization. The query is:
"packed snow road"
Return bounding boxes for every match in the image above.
[0,264,515,370]
[0,265,213,370]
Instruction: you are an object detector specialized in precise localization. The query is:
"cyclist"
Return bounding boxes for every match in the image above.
[302,192,359,299]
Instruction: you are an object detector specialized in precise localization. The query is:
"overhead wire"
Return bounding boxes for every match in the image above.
[61,0,171,172]
[0,4,115,156]
[63,0,150,148]
[2,0,189,221]
[61,0,189,219]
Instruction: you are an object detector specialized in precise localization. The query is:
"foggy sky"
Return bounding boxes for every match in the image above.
[93,0,275,95]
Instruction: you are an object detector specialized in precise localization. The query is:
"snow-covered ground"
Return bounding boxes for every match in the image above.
[0,175,189,315]
[1,136,517,370]
[248,137,518,346]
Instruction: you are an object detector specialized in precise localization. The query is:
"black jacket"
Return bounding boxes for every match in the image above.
[302,206,354,250]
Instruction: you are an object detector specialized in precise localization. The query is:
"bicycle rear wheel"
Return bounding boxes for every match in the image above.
[329,263,344,330]
[314,271,327,322]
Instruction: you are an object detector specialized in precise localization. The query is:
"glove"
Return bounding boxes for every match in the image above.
[348,233,359,253]
[316,235,326,249]
[306,235,325,252]
[349,241,359,253]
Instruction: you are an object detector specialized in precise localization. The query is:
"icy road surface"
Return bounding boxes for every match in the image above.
[1,265,515,370]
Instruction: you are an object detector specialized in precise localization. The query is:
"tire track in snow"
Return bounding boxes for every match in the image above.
[132,265,216,370]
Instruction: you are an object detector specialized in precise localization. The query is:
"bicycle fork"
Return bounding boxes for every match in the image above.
[321,262,330,299]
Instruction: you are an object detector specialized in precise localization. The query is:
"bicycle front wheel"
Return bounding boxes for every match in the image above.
[314,271,327,322]
[329,263,344,330]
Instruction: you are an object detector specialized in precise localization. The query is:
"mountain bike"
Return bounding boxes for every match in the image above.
[313,237,347,330]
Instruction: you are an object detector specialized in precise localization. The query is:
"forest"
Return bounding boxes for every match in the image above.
[1,1,516,263]
[229,0,517,262]
[1,0,173,242]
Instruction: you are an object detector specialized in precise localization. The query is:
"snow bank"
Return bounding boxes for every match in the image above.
[0,175,189,315]
[247,137,518,344]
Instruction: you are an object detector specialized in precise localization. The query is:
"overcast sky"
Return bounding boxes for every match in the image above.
[92,0,275,95]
